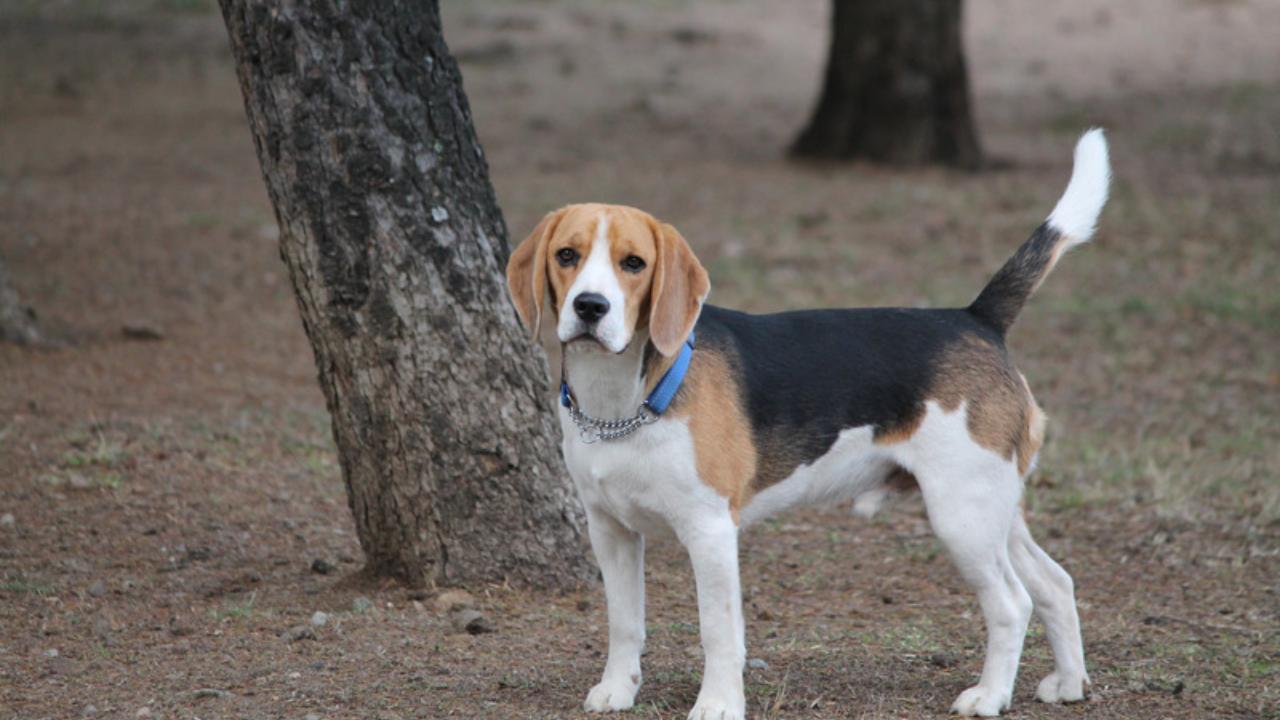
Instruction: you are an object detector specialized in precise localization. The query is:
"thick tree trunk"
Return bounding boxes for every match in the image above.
[791,0,982,169]
[0,248,42,345]
[218,0,593,590]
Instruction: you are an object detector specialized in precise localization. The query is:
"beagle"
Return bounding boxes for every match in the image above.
[506,130,1110,719]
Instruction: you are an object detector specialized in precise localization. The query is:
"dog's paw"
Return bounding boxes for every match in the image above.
[687,694,745,720]
[950,685,1011,717]
[1034,671,1090,704]
[686,703,743,720]
[584,677,640,713]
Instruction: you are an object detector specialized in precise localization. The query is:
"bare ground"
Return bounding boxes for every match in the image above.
[1,1,1277,719]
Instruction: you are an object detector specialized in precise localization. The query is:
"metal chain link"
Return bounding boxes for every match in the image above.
[564,400,657,444]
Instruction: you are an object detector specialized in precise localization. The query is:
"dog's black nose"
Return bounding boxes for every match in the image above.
[573,293,610,323]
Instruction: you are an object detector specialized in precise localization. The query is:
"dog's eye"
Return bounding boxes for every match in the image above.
[621,255,646,273]
[555,248,579,267]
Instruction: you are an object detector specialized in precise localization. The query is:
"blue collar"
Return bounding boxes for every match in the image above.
[559,332,695,441]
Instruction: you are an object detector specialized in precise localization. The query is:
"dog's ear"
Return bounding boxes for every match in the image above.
[506,208,567,338]
[648,218,710,357]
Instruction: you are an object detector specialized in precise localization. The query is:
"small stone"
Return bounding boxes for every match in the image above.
[43,648,60,658]
[310,611,329,627]
[930,652,961,669]
[310,558,335,575]
[352,596,375,613]
[282,625,317,643]
[746,658,770,671]
[433,589,475,614]
[89,580,108,598]
[68,473,91,489]
[192,688,235,699]
[122,323,165,341]
[0,512,14,527]
[449,609,493,635]
[135,708,152,719]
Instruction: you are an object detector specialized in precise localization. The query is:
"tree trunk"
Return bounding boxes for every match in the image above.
[791,0,982,169]
[0,248,42,345]
[218,0,593,590]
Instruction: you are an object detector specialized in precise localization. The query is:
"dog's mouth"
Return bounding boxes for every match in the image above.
[564,333,611,353]
[562,328,631,356]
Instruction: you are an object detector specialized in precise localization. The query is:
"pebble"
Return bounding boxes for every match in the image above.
[282,625,317,643]
[930,652,961,669]
[310,558,335,575]
[136,708,151,719]
[192,688,235,699]
[746,658,770,670]
[89,580,108,598]
[449,609,494,635]
[352,596,374,613]
[310,611,329,627]
[433,589,475,614]
[0,512,14,527]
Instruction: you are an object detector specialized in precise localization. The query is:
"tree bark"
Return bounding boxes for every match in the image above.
[791,0,982,169]
[0,248,42,345]
[218,0,593,590]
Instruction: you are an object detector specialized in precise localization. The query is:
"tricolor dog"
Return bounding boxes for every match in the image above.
[506,131,1110,718]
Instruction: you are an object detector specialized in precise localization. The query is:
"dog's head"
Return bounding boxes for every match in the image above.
[506,204,709,356]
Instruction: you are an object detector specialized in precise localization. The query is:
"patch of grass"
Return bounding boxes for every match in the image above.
[1,578,56,596]
[209,591,257,621]
[63,435,128,468]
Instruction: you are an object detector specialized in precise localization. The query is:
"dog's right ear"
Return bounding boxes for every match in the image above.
[506,208,568,338]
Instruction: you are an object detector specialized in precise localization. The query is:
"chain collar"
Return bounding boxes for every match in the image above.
[562,396,657,444]
[559,332,695,445]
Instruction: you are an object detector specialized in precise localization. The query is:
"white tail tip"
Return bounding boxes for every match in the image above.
[1047,128,1111,243]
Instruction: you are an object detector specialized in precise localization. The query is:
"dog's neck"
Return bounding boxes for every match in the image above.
[560,332,674,420]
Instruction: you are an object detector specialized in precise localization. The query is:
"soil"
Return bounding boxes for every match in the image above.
[1,1,1277,719]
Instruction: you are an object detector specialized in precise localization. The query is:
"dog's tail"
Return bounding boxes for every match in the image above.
[968,129,1111,336]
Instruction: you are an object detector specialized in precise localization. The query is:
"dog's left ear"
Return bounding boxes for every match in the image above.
[648,218,710,357]
[506,208,568,338]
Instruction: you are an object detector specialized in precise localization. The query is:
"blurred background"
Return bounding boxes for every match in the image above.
[1,1,1276,718]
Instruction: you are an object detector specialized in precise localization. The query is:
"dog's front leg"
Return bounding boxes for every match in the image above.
[584,508,646,712]
[682,514,746,720]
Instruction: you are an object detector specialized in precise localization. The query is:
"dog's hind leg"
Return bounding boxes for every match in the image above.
[1007,512,1090,704]
[915,455,1032,717]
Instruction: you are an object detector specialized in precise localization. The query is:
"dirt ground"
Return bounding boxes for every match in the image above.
[1,1,1277,719]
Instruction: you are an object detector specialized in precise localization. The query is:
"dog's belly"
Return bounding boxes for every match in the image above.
[739,424,898,528]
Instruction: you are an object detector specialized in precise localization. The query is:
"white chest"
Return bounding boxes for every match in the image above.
[559,410,727,539]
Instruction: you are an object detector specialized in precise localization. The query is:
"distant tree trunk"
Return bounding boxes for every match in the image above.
[0,249,42,345]
[218,0,593,590]
[791,0,982,169]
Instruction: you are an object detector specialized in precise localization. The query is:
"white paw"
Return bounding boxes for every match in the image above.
[687,696,744,720]
[950,685,1011,717]
[1035,671,1090,704]
[584,677,640,713]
